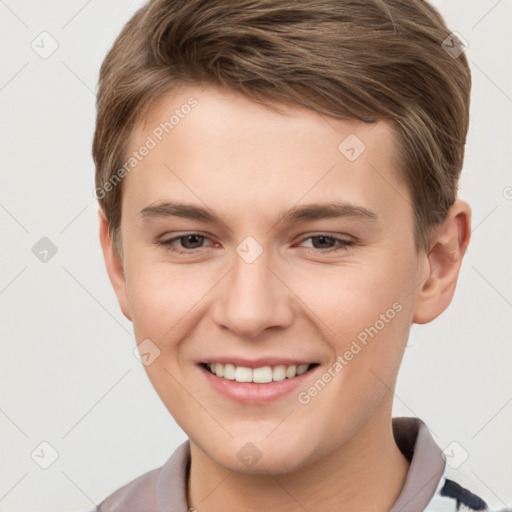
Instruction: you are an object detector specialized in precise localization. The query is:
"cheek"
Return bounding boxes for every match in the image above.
[310,259,408,335]
[302,252,414,380]
[124,259,201,342]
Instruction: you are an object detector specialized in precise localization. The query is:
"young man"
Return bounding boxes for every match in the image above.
[92,1,509,510]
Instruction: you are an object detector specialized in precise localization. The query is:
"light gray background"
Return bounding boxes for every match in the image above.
[0,1,511,510]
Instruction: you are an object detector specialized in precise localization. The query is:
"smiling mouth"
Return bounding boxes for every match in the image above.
[201,362,319,383]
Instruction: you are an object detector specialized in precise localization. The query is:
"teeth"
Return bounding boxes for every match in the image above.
[206,362,313,382]
[235,366,253,383]
[253,366,273,383]
[296,364,309,375]
[224,363,236,380]
[272,365,286,381]
[285,365,297,378]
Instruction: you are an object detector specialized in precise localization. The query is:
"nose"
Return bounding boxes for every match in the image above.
[211,246,294,339]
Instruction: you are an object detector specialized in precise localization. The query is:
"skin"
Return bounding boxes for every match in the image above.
[99,84,471,511]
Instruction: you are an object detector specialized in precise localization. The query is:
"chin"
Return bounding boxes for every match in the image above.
[202,436,317,476]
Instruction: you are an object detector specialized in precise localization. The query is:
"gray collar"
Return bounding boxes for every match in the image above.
[390,417,446,511]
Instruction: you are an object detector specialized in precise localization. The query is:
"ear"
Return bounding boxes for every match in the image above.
[98,208,132,322]
[413,199,471,324]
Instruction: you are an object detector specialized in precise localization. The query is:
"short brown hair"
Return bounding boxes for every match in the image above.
[92,0,471,255]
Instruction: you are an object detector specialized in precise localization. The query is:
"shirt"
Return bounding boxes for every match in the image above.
[96,417,510,511]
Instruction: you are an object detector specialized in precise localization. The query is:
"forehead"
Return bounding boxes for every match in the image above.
[122,84,411,230]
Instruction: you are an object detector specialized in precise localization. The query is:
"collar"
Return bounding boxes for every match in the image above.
[390,417,446,511]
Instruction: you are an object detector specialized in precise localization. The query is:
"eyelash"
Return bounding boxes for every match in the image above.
[157,233,354,255]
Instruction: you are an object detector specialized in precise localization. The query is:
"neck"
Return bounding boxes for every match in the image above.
[187,405,410,512]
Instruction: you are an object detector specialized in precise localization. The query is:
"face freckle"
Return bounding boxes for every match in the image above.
[116,83,422,474]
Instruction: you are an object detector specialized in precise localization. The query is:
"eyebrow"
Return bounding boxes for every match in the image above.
[139,200,379,227]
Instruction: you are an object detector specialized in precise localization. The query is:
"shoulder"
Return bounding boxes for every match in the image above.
[95,441,191,512]
[96,465,161,512]
[391,417,510,512]
[425,462,511,512]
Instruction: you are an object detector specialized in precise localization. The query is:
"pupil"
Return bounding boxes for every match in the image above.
[315,235,332,249]
[184,234,203,248]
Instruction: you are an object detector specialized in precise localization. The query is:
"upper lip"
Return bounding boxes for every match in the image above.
[200,357,318,368]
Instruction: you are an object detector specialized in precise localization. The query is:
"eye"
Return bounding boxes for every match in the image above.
[297,234,354,253]
[157,233,214,253]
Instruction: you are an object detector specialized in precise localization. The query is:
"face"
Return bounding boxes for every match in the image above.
[105,84,432,474]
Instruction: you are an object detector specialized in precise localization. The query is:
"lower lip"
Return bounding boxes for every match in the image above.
[198,364,319,404]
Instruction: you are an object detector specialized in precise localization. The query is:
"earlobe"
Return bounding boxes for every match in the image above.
[412,200,471,325]
[98,208,132,322]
